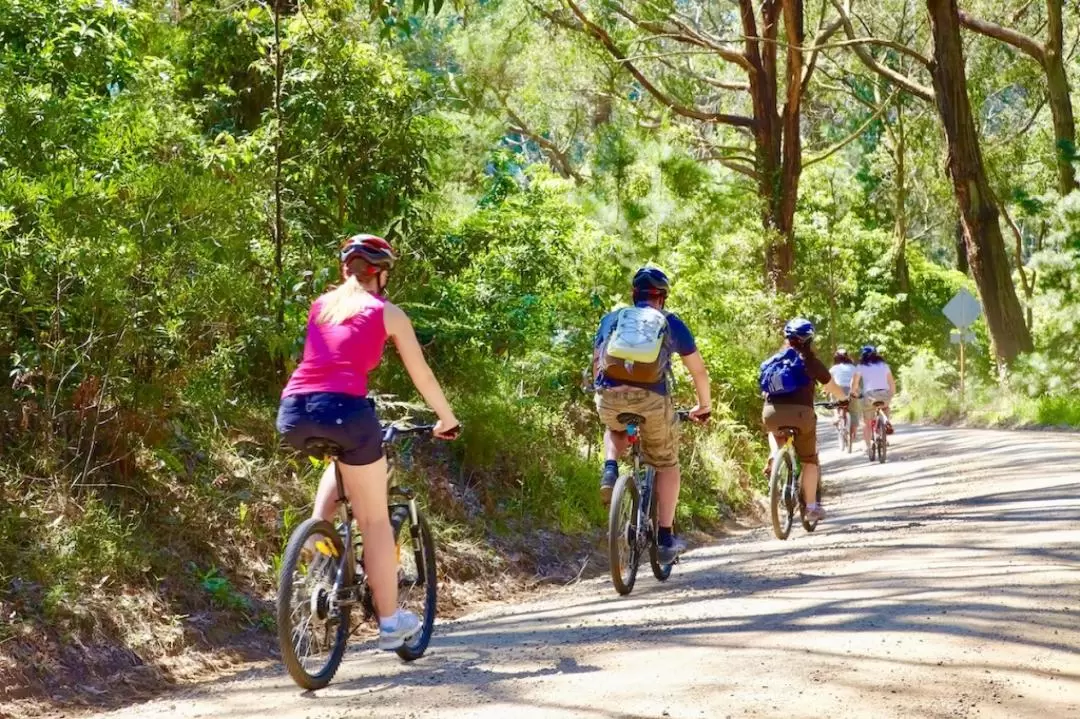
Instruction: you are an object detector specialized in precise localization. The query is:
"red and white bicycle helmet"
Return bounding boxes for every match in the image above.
[340,234,397,274]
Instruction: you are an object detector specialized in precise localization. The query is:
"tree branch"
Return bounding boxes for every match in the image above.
[613,2,754,71]
[562,0,755,128]
[958,11,1046,63]
[802,19,845,96]
[829,0,934,102]
[503,104,585,183]
[804,88,901,168]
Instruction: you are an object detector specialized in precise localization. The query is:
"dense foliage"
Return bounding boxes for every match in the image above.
[2,0,1079,688]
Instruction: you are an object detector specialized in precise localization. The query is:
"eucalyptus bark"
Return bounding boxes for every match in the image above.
[927,0,1033,364]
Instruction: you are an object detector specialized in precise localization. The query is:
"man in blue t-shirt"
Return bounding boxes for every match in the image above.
[592,267,711,563]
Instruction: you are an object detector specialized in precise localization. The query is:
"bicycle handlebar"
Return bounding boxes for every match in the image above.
[814,400,849,410]
[381,422,460,443]
[676,409,711,423]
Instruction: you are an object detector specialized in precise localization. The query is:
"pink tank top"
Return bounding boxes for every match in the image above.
[282,291,388,398]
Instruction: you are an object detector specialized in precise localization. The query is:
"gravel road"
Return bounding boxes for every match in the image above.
[88,423,1080,719]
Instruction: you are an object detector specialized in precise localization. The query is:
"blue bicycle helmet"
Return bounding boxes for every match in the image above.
[860,344,876,359]
[784,317,816,344]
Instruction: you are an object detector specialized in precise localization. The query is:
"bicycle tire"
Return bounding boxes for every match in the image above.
[769,452,794,540]
[648,470,673,581]
[877,416,887,464]
[608,474,641,595]
[277,518,352,690]
[393,508,437,661]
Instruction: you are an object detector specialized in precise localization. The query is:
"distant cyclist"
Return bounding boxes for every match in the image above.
[828,349,858,426]
[277,234,460,651]
[850,344,895,450]
[592,266,711,564]
[760,319,848,521]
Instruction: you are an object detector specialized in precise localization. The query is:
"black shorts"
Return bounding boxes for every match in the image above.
[276,392,383,466]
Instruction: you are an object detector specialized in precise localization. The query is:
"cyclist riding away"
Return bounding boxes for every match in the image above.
[276,234,460,652]
[850,345,895,451]
[828,349,859,426]
[760,319,848,521]
[592,266,711,564]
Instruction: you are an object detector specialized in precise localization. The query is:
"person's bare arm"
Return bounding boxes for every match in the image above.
[822,378,848,401]
[850,371,862,395]
[679,351,711,418]
[887,368,897,394]
[384,302,459,435]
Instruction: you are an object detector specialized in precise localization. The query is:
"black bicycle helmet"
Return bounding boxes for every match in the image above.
[632,266,670,295]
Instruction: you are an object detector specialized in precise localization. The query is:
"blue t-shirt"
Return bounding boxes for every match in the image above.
[593,302,697,395]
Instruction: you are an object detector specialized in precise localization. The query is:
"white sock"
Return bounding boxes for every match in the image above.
[379,611,399,631]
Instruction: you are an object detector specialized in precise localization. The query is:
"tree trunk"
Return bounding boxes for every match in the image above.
[892,101,911,304]
[753,0,799,294]
[1045,0,1077,195]
[927,0,1033,364]
[954,218,969,274]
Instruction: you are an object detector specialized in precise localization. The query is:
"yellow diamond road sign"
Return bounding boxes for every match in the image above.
[943,288,982,329]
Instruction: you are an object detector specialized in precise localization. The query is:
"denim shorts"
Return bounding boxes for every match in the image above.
[276,392,383,466]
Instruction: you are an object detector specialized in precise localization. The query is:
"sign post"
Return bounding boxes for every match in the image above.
[943,289,982,406]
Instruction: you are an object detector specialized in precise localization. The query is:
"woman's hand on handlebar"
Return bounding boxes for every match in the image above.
[433,419,461,440]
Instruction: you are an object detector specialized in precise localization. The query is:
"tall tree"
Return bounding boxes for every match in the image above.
[832,0,1034,363]
[958,0,1077,195]
[541,0,853,292]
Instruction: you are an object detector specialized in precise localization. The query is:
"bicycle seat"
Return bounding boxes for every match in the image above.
[303,437,344,459]
[777,426,800,437]
[616,412,647,427]
[873,401,887,408]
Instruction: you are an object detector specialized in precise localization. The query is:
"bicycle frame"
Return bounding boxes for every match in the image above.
[625,423,655,548]
[776,434,801,502]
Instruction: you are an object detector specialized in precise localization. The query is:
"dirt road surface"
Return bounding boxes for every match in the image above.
[88,424,1080,719]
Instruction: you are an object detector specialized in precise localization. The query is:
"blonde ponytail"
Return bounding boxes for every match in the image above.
[317,275,371,325]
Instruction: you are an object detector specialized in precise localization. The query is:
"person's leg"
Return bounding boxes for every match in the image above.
[641,393,682,558]
[793,407,824,518]
[595,392,630,503]
[311,462,340,521]
[337,458,397,616]
[656,465,680,527]
[604,428,630,461]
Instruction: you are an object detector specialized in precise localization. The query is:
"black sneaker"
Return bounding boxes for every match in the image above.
[600,470,618,506]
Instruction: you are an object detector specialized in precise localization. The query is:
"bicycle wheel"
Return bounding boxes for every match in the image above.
[608,474,641,595]
[277,518,352,690]
[837,414,847,452]
[648,469,673,581]
[769,453,795,540]
[868,423,877,462]
[389,502,437,661]
[877,416,887,464]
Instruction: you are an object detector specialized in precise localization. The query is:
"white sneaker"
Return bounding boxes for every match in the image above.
[378,610,422,650]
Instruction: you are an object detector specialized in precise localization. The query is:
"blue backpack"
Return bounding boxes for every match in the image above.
[758,347,811,397]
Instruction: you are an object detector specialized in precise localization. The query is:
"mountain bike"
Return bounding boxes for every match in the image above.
[868,401,889,464]
[835,402,854,453]
[768,401,845,540]
[607,408,706,596]
[276,422,439,690]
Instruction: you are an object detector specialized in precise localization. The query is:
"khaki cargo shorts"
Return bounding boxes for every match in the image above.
[762,403,819,465]
[595,387,679,468]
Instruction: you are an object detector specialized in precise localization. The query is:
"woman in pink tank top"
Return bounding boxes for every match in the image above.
[277,234,460,651]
